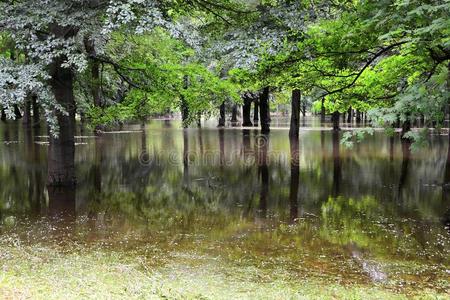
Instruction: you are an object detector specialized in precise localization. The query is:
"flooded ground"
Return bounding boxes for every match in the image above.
[0,118,449,299]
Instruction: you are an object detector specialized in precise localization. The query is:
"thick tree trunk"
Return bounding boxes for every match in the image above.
[218,101,226,127]
[259,87,270,134]
[320,98,326,122]
[242,94,253,127]
[47,58,76,187]
[332,111,340,131]
[289,89,301,138]
[289,136,299,223]
[32,95,40,128]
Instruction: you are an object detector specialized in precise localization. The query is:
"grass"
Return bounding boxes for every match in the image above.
[0,243,448,300]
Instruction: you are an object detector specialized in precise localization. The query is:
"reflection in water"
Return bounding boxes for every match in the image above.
[332,130,341,197]
[398,139,411,198]
[289,136,299,223]
[0,120,449,293]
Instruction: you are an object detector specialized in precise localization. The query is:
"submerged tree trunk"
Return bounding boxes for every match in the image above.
[47,57,76,187]
[289,89,301,138]
[242,94,253,127]
[259,87,270,134]
[218,101,226,127]
[332,111,340,131]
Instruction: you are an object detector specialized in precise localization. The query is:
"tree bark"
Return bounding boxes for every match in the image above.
[253,100,259,122]
[47,57,76,187]
[242,94,253,127]
[347,108,352,123]
[320,98,326,122]
[332,111,340,131]
[218,101,226,127]
[14,105,22,119]
[289,89,301,138]
[356,110,362,123]
[231,104,238,124]
[259,87,270,134]
[23,97,32,126]
[0,108,6,122]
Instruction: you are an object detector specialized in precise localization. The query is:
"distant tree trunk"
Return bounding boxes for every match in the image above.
[23,97,32,126]
[231,104,238,124]
[32,95,40,128]
[47,55,76,187]
[301,102,306,117]
[355,110,362,123]
[218,101,226,127]
[242,94,253,126]
[332,111,340,131]
[196,112,201,128]
[253,100,259,122]
[320,98,326,122]
[259,87,270,134]
[289,89,301,138]
[347,107,352,123]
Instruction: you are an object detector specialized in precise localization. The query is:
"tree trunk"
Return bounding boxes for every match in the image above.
[181,75,189,128]
[253,100,259,122]
[332,111,340,131]
[259,87,270,134]
[356,110,362,123]
[47,57,76,187]
[231,104,238,124]
[32,95,40,128]
[23,97,32,126]
[1,108,6,122]
[289,89,301,138]
[218,101,226,127]
[242,94,253,127]
[14,105,22,119]
[320,98,326,122]
[401,119,411,139]
[347,107,352,123]
[301,102,306,117]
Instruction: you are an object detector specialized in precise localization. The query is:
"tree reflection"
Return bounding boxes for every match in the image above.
[332,130,341,197]
[257,134,269,220]
[289,136,299,223]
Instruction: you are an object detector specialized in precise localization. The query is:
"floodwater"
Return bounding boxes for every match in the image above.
[0,118,449,297]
